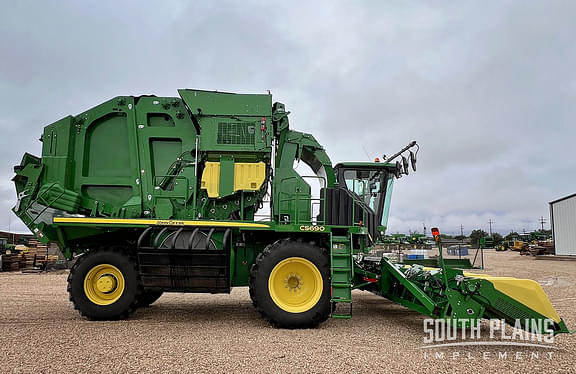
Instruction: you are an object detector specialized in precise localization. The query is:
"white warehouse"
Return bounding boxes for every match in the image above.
[550,193,576,256]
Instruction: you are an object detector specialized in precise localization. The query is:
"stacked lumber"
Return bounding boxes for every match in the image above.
[1,254,21,271]
[21,239,49,270]
[1,241,63,272]
[20,251,35,269]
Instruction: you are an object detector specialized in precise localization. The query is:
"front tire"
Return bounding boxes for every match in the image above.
[67,248,141,320]
[249,240,331,328]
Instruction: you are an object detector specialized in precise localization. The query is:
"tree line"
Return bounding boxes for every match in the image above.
[441,229,553,246]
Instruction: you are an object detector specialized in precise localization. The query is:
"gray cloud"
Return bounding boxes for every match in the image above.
[1,0,574,235]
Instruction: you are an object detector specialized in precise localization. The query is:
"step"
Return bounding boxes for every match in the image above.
[331,284,352,300]
[331,300,352,319]
[331,236,350,243]
[332,269,352,284]
[331,251,352,256]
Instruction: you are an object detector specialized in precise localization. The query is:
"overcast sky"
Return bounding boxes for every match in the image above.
[1,1,574,236]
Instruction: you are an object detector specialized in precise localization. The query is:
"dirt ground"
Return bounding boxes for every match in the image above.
[0,250,574,373]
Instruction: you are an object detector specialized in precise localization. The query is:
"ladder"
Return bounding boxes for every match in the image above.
[330,234,353,319]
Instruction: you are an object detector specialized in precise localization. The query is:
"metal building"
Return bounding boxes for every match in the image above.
[550,193,576,256]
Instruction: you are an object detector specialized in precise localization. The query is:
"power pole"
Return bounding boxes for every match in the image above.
[460,224,464,237]
[539,216,546,231]
[488,219,494,237]
[423,223,426,236]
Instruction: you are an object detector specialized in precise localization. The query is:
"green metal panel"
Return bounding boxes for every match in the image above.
[149,139,183,177]
[219,156,235,197]
[82,185,134,207]
[231,242,262,286]
[72,97,141,217]
[83,113,131,177]
[41,116,75,188]
[178,89,272,116]
[274,141,311,223]
[134,96,197,218]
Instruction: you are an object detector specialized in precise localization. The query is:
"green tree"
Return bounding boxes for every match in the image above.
[491,233,503,246]
[454,235,466,241]
[505,232,519,241]
[534,229,552,240]
[470,229,488,247]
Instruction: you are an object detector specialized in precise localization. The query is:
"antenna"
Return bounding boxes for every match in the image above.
[361,145,371,160]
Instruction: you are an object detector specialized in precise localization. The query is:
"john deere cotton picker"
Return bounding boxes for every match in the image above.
[11,89,569,334]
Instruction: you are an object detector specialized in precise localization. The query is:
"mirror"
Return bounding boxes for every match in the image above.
[410,150,417,172]
[394,161,402,178]
[402,155,409,175]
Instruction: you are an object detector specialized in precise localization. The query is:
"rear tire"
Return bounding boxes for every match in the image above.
[67,248,141,320]
[249,240,331,328]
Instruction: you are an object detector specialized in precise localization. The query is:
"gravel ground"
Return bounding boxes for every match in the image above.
[0,250,574,373]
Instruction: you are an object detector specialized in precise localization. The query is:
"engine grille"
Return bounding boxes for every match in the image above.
[217,122,256,145]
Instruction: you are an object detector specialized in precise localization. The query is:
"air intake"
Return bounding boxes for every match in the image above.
[217,122,256,145]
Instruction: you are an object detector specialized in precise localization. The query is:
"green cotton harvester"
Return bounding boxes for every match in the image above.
[12,89,570,334]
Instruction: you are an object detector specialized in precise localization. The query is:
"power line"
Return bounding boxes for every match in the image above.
[539,216,546,231]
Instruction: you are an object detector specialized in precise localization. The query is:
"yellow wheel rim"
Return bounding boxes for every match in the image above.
[268,257,323,313]
[83,264,125,305]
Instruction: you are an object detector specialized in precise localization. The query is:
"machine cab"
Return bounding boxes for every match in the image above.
[320,162,397,241]
[334,162,396,233]
[334,163,395,233]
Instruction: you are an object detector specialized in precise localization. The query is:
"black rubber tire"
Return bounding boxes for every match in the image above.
[67,248,141,320]
[136,288,164,307]
[249,239,331,329]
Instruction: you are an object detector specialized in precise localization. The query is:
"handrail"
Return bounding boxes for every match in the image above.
[31,183,65,224]
[275,174,370,226]
[277,192,326,225]
[276,175,329,225]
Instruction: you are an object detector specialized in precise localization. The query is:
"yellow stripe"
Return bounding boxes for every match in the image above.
[53,217,269,228]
